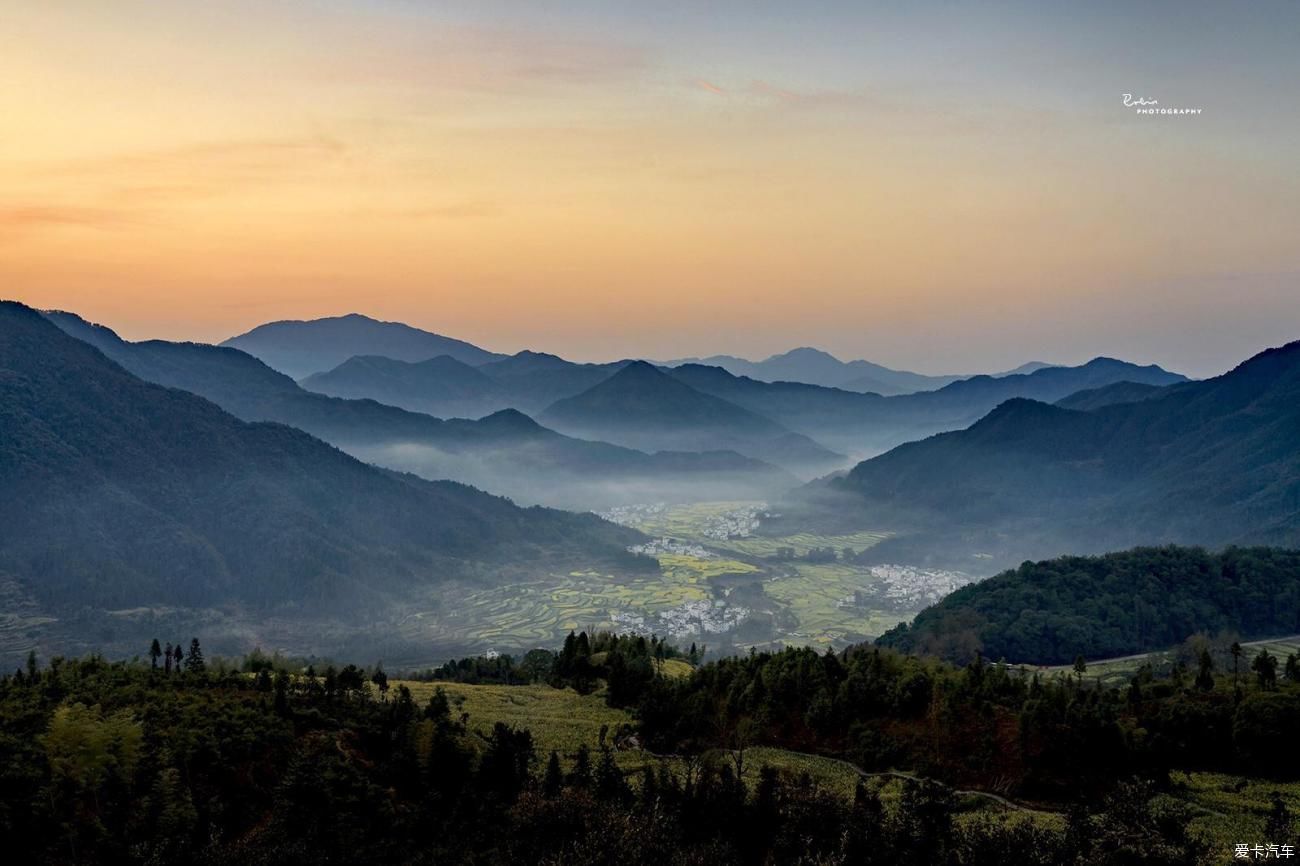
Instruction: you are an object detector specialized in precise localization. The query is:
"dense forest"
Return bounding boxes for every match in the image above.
[8,630,1300,864]
[877,546,1300,664]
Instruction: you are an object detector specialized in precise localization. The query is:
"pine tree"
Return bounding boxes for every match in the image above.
[371,667,389,701]
[542,751,563,797]
[184,638,205,673]
[1253,649,1278,690]
[568,744,592,788]
[164,643,173,675]
[149,639,162,670]
[1195,648,1215,691]
[595,747,630,804]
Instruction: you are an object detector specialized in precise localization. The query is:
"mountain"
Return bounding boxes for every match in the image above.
[810,340,1300,570]
[221,313,505,378]
[668,357,1186,458]
[1054,380,1173,411]
[300,354,513,418]
[664,348,1059,395]
[45,312,794,508]
[877,546,1300,664]
[466,351,628,414]
[540,361,846,476]
[665,347,963,395]
[0,300,646,659]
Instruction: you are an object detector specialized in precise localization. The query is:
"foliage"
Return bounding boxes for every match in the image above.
[879,546,1300,664]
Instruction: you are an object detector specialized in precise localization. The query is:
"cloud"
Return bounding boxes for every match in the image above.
[694,79,727,96]
[0,205,134,231]
[45,136,347,177]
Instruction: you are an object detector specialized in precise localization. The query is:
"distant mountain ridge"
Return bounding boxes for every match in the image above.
[539,361,847,476]
[46,311,794,508]
[806,339,1300,570]
[664,347,1056,395]
[300,354,512,418]
[668,356,1186,458]
[222,313,505,378]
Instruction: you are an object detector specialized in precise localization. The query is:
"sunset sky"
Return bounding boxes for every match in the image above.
[4,1,1299,377]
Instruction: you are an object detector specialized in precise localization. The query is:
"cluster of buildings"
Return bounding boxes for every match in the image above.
[610,598,748,639]
[839,564,976,612]
[698,503,766,540]
[627,537,714,558]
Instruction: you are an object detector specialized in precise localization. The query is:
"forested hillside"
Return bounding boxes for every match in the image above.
[876,547,1300,664]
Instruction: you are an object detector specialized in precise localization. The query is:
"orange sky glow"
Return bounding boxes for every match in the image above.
[3,1,1299,376]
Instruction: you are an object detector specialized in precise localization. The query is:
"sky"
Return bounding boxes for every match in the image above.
[3,1,1299,377]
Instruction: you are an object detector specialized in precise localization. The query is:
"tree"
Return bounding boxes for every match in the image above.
[172,644,184,671]
[1253,649,1278,690]
[1195,648,1215,691]
[149,639,162,670]
[184,638,205,673]
[568,744,592,789]
[371,667,389,701]
[163,643,173,675]
[1072,655,1087,685]
[595,747,631,804]
[1231,642,1244,696]
[1285,653,1300,683]
[542,750,563,797]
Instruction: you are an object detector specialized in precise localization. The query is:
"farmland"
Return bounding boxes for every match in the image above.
[382,502,973,661]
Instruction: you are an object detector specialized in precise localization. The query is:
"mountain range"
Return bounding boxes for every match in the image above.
[667,356,1186,458]
[0,301,647,659]
[663,347,1054,395]
[796,339,1300,570]
[44,311,794,507]
[229,312,1057,395]
[538,361,847,476]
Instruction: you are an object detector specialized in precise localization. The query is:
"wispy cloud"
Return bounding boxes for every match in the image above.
[0,205,135,230]
[694,79,727,96]
[41,136,347,178]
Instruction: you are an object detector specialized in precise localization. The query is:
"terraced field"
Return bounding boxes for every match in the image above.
[764,563,912,646]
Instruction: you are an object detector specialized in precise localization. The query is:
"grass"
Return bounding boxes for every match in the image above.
[395,680,647,766]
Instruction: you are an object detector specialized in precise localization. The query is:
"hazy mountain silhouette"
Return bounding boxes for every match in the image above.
[45,311,794,507]
[664,348,1058,395]
[801,340,1300,570]
[669,357,1185,458]
[1054,380,1175,411]
[540,361,846,476]
[222,313,505,378]
[1,301,645,623]
[472,351,628,413]
[301,354,513,418]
